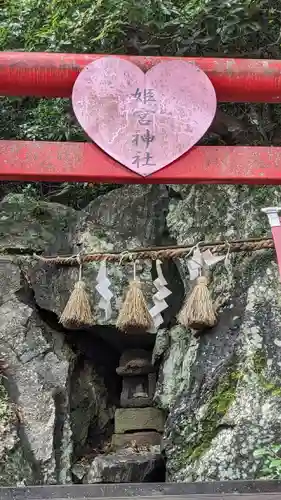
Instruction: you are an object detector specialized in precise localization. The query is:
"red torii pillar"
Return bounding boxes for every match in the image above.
[1,52,281,184]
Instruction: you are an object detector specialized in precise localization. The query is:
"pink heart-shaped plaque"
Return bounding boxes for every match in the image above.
[72,57,217,177]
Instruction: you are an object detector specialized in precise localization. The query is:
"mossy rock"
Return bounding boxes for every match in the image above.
[0,194,78,253]
[161,185,281,482]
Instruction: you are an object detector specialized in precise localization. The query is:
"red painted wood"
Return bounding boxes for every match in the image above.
[271,225,281,280]
[1,140,281,184]
[0,52,281,102]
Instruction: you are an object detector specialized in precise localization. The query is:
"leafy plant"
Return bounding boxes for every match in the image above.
[0,0,280,202]
[254,444,281,479]
[0,0,279,147]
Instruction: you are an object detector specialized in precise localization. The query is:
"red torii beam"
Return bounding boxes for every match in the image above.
[1,51,281,184]
[2,52,281,102]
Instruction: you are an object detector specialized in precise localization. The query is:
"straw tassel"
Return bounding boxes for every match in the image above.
[59,255,94,328]
[177,275,217,331]
[116,261,153,333]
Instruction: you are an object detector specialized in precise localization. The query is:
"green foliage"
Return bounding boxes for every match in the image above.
[0,0,280,140]
[169,0,279,57]
[1,0,279,60]
[0,0,280,201]
[0,0,171,54]
[254,444,281,479]
[0,0,279,146]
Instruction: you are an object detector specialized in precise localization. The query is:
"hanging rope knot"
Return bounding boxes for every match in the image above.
[119,251,132,265]
[177,272,216,332]
[196,276,209,286]
[116,257,153,334]
[59,251,94,328]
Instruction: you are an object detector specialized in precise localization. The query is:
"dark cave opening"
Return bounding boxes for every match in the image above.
[34,305,166,483]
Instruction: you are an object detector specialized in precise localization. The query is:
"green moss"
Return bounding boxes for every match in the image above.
[262,382,281,396]
[31,205,50,220]
[257,374,281,396]
[251,348,281,396]
[248,186,280,207]
[0,444,33,486]
[94,228,108,239]
[0,195,78,253]
[175,348,281,471]
[182,362,240,464]
[252,349,267,374]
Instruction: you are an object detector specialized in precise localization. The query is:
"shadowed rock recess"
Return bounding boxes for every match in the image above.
[0,184,280,485]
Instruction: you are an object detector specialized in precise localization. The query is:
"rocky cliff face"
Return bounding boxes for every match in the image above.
[0,184,280,485]
[156,185,281,481]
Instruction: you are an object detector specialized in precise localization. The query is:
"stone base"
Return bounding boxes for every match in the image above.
[84,449,165,483]
[112,431,161,448]
[114,407,164,434]
[120,395,154,408]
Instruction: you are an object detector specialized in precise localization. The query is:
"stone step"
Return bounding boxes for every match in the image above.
[112,431,162,448]
[84,449,164,483]
[114,407,164,434]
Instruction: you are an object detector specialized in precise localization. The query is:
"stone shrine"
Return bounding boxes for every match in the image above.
[116,348,156,407]
[112,349,164,448]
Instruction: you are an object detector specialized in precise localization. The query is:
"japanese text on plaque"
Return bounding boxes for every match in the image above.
[131,88,157,170]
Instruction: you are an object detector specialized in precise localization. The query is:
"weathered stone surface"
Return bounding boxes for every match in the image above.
[0,379,33,487]
[84,448,164,483]
[116,348,154,376]
[30,184,181,328]
[0,259,74,485]
[0,193,78,253]
[112,431,161,449]
[152,329,170,366]
[158,185,281,482]
[0,187,173,486]
[70,360,115,455]
[154,325,198,411]
[72,461,88,482]
[4,182,281,486]
[115,407,164,433]
[0,257,118,486]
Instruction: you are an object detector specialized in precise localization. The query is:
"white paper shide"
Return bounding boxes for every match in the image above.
[96,260,113,321]
[187,248,226,280]
[149,259,172,329]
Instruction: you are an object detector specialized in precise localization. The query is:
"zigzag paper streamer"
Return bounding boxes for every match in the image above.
[95,260,113,321]
[187,248,225,280]
[149,260,172,328]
